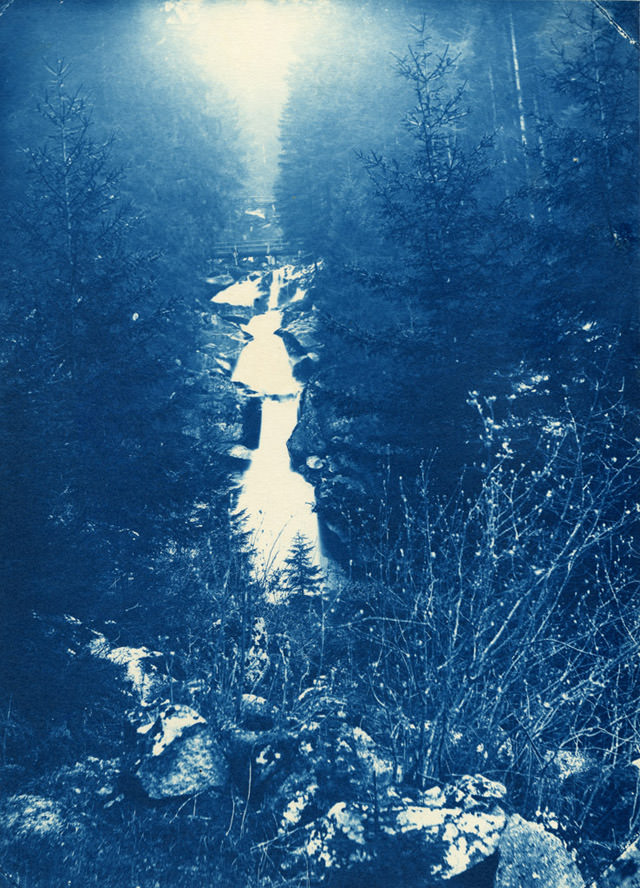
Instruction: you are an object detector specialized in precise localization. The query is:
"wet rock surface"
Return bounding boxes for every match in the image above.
[203,311,252,368]
[277,308,320,356]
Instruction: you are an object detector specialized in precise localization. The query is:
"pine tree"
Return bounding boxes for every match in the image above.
[282,532,326,679]
[283,532,323,599]
[362,26,494,305]
[1,61,237,624]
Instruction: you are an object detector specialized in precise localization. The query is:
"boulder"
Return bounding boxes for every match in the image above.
[206,375,261,453]
[224,726,297,799]
[335,724,396,791]
[292,354,319,382]
[204,312,252,367]
[302,801,374,872]
[277,324,317,358]
[387,776,507,881]
[210,302,254,325]
[287,386,327,469]
[495,814,585,888]
[134,704,227,799]
[240,693,277,731]
[241,393,262,449]
[228,443,253,462]
[277,305,320,353]
[279,773,507,885]
[593,838,640,888]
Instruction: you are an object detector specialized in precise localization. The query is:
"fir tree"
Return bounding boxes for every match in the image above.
[283,532,323,599]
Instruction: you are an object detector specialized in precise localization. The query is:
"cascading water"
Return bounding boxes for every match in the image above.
[215,267,322,578]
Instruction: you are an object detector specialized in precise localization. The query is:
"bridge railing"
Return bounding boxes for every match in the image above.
[210,241,293,257]
[209,240,312,258]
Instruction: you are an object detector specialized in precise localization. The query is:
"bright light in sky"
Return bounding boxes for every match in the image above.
[163,0,322,111]
[159,0,331,194]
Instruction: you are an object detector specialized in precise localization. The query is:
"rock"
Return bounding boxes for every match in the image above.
[277,309,320,357]
[241,393,262,449]
[303,801,373,871]
[90,635,167,705]
[224,727,296,799]
[280,775,507,884]
[278,775,320,832]
[306,455,325,471]
[277,715,395,807]
[204,313,252,367]
[240,693,277,731]
[287,385,327,468]
[134,704,227,799]
[593,838,640,888]
[210,300,254,325]
[450,774,508,807]
[336,724,396,790]
[292,354,319,382]
[235,681,509,884]
[388,776,507,881]
[278,327,311,358]
[206,375,261,453]
[0,794,69,840]
[228,443,253,462]
[495,814,585,888]
[286,377,386,538]
[206,272,235,290]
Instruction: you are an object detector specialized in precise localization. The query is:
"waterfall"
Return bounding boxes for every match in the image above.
[217,268,322,579]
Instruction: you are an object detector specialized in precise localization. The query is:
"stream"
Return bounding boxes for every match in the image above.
[213,267,322,578]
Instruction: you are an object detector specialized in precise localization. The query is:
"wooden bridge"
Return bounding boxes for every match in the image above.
[210,241,300,259]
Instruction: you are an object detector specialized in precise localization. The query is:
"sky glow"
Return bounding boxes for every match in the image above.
[159,0,331,193]
[163,0,323,116]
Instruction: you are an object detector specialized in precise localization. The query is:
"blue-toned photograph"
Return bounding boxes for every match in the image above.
[0,1,638,885]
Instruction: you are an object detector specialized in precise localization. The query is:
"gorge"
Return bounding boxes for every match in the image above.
[213,267,323,578]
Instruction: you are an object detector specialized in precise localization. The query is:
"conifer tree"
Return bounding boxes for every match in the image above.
[283,532,323,599]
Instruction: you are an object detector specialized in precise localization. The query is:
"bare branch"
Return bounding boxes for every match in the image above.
[591,0,640,50]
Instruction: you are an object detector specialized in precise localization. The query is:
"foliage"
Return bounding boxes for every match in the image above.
[0,3,638,886]
[362,30,495,306]
[283,532,323,599]
[323,386,640,869]
[0,63,243,732]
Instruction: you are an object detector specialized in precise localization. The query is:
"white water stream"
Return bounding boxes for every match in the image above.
[214,268,321,577]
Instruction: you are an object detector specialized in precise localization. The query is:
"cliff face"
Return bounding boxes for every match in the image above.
[279,292,424,549]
